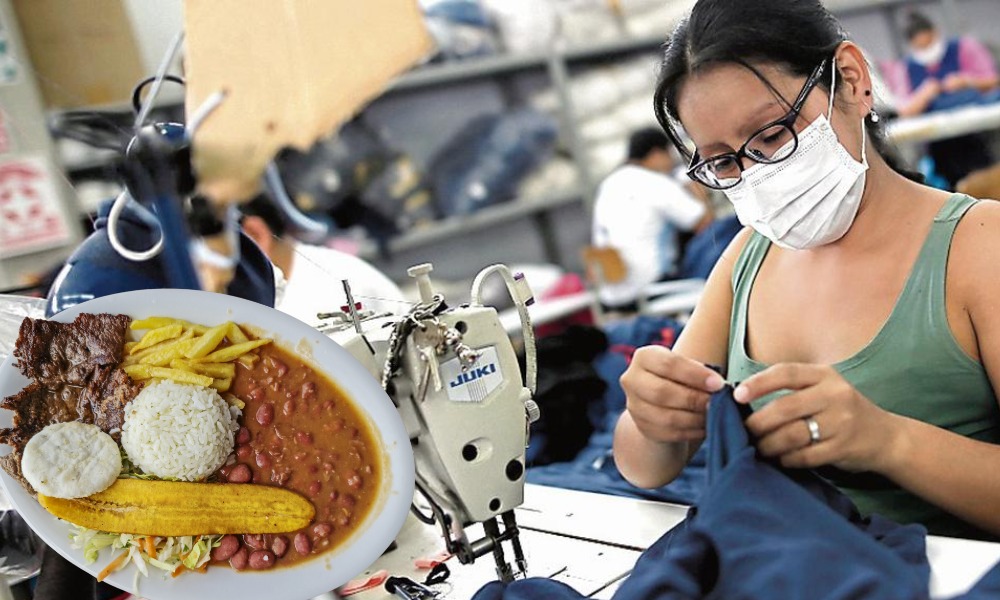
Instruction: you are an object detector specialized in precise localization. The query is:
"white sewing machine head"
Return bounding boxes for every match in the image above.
[322,263,540,581]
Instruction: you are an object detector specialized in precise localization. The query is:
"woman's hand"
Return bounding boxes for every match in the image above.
[735,364,905,473]
[942,73,971,93]
[620,346,726,445]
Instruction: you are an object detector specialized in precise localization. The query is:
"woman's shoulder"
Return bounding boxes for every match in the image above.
[725,227,765,289]
[949,198,1000,305]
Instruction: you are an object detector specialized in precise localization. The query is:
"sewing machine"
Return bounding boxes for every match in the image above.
[322,262,540,584]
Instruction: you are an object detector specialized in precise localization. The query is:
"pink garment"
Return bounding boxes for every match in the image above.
[884,37,999,102]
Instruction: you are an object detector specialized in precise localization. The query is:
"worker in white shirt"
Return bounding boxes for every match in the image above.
[592,127,713,310]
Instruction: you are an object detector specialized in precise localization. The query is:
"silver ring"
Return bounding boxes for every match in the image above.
[805,417,821,445]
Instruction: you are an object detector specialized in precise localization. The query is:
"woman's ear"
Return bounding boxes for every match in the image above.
[833,41,874,119]
[241,215,274,256]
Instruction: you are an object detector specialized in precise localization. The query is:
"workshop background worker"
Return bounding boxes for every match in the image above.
[239,195,408,323]
[591,127,713,310]
[614,0,1000,541]
[892,11,999,188]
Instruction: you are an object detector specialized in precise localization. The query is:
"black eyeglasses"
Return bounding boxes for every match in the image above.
[686,60,829,190]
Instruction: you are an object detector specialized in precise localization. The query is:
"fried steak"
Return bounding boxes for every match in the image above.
[0,314,141,493]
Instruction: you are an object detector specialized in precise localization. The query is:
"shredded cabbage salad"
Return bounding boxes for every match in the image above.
[69,526,220,583]
[63,451,221,585]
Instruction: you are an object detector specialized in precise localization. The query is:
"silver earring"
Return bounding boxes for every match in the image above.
[869,107,880,123]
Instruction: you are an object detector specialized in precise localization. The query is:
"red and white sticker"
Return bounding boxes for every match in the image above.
[0,155,72,258]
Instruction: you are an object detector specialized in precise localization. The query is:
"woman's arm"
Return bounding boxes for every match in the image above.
[613,228,750,488]
[956,37,1000,93]
[877,201,1000,535]
[898,78,941,117]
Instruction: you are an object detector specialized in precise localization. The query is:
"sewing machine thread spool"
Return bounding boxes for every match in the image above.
[408,264,436,303]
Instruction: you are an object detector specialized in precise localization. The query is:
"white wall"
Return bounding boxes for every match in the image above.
[122,0,185,76]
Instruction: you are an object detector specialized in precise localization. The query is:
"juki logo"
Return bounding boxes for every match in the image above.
[449,363,498,388]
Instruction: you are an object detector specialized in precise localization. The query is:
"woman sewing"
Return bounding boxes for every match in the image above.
[613,0,1000,540]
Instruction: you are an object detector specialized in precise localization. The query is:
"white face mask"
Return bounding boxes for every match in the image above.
[723,66,869,250]
[912,38,946,66]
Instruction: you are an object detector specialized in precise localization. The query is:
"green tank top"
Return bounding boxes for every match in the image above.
[727,193,1000,539]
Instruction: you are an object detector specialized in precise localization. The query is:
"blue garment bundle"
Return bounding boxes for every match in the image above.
[476,386,1000,599]
[527,317,706,506]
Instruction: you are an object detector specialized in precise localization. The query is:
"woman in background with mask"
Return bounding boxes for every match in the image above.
[894,10,999,188]
[898,10,999,117]
[613,0,1000,540]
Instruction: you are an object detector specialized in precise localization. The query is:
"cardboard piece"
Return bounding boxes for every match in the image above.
[183,0,434,204]
[11,0,145,108]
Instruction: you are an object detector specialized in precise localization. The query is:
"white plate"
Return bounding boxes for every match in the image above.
[0,289,415,600]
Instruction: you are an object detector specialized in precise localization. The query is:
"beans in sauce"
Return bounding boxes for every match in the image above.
[213,342,380,570]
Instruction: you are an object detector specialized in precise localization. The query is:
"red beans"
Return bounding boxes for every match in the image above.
[228,464,251,483]
[230,547,249,571]
[211,535,240,561]
[294,532,312,555]
[255,452,272,469]
[312,523,332,538]
[271,535,289,558]
[219,464,233,478]
[248,549,276,570]
[256,403,274,426]
[223,346,380,570]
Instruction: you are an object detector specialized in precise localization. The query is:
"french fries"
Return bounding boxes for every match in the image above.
[193,339,271,363]
[169,359,235,379]
[125,317,270,388]
[183,323,230,359]
[124,365,213,387]
[130,323,184,354]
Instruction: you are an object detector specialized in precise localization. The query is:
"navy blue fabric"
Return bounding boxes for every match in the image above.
[679,214,743,280]
[526,316,707,505]
[474,387,1000,600]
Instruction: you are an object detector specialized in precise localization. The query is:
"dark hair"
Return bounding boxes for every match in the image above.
[238,193,287,238]
[627,127,670,160]
[653,0,917,181]
[904,11,936,42]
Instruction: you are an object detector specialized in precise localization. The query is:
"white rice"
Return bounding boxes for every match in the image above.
[121,380,241,481]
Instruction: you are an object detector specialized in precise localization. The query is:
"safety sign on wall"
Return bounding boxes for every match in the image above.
[0,155,71,258]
